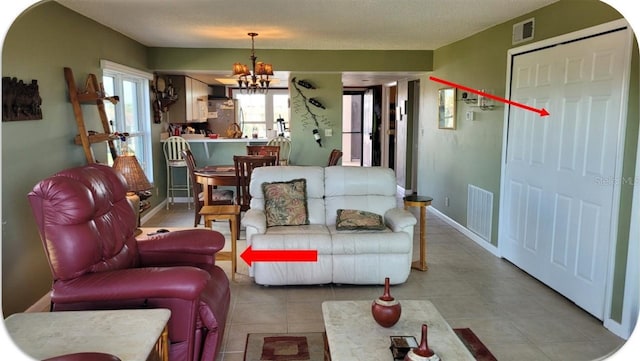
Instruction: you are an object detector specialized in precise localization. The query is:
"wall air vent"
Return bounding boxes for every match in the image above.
[512,18,535,45]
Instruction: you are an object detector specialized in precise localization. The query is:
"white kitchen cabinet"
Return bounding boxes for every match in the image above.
[165,75,209,123]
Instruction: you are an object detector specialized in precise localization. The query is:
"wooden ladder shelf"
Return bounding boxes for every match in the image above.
[64,67,120,163]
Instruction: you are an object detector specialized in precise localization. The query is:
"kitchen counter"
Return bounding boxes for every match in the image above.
[161,134,268,160]
[184,137,269,143]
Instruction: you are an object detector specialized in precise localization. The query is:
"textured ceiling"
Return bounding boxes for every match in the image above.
[51,0,567,85]
[55,0,559,50]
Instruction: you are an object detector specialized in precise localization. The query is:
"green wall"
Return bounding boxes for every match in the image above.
[288,73,343,165]
[1,2,151,316]
[149,48,432,73]
[417,0,637,323]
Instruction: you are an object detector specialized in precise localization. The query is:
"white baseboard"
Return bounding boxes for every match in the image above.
[396,185,413,197]
[428,206,500,257]
[140,197,194,225]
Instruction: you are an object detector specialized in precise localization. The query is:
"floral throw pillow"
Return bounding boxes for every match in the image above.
[336,209,386,231]
[262,178,309,227]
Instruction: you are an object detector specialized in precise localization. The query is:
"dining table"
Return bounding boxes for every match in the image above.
[194,165,237,206]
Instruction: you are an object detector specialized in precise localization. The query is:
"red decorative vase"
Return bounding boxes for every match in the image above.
[404,324,439,361]
[371,277,401,327]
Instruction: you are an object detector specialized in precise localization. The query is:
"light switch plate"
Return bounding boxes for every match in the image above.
[325,128,332,137]
[466,111,475,121]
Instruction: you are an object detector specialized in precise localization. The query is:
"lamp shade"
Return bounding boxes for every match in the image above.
[232,63,246,75]
[255,62,266,75]
[262,63,274,76]
[113,155,152,192]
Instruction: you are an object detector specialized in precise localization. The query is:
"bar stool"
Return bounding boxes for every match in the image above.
[200,204,241,280]
[163,136,191,209]
[266,136,292,165]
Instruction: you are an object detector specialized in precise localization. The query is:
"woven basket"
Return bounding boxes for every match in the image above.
[226,123,243,138]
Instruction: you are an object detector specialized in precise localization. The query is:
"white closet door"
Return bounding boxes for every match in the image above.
[502,28,629,319]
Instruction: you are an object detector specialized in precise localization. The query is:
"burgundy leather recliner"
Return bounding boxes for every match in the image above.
[28,163,231,361]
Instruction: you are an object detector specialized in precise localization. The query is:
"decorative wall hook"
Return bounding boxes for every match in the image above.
[291,77,328,147]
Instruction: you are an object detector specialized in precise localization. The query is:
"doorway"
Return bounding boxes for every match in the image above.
[342,89,378,167]
[499,23,632,320]
[387,85,397,170]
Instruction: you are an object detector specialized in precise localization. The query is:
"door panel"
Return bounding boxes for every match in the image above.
[502,29,629,319]
[362,89,373,167]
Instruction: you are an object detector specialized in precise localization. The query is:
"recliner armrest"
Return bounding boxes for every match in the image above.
[51,266,210,304]
[242,209,267,234]
[384,208,417,232]
[137,229,225,267]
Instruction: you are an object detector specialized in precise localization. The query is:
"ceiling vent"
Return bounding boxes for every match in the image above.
[512,18,535,45]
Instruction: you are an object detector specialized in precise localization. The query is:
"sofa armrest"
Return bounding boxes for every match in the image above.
[242,209,267,234]
[137,229,225,267]
[384,208,417,232]
[51,267,210,304]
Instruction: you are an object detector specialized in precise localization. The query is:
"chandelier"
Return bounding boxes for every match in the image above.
[232,32,274,93]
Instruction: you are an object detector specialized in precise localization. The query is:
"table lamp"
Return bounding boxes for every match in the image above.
[112,153,152,234]
[113,154,152,192]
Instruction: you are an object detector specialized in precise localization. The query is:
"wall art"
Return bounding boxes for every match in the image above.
[2,77,43,121]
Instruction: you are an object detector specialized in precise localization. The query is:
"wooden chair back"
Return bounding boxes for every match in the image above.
[327,149,343,166]
[246,145,280,165]
[181,149,234,226]
[233,155,277,211]
[181,149,202,200]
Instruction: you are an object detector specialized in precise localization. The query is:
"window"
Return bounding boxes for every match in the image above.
[231,88,290,138]
[101,60,154,182]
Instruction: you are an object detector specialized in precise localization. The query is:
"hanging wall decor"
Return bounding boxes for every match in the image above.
[2,77,43,121]
[291,77,329,147]
[151,73,178,124]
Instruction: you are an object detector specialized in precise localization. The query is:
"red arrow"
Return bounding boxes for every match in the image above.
[240,246,318,266]
[429,76,550,117]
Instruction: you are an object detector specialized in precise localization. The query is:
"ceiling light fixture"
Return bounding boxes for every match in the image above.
[232,32,273,93]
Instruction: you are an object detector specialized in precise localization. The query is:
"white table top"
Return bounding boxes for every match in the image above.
[4,309,171,361]
[322,300,474,361]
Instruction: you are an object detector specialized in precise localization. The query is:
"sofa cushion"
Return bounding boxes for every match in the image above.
[262,178,309,227]
[329,226,412,254]
[252,228,333,285]
[250,166,326,225]
[336,209,385,230]
[324,166,398,225]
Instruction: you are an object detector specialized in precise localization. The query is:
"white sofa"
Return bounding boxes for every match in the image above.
[242,166,417,286]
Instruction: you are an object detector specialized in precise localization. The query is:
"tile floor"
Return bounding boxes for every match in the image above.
[143,202,625,361]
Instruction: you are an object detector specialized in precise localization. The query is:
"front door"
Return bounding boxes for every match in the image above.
[501,27,631,319]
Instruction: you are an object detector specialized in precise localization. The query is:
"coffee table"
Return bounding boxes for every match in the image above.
[322,300,474,361]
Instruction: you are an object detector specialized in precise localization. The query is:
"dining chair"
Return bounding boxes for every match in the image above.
[181,149,234,227]
[233,155,278,213]
[266,136,292,165]
[233,154,277,238]
[327,149,343,166]
[163,136,191,209]
[246,145,280,165]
